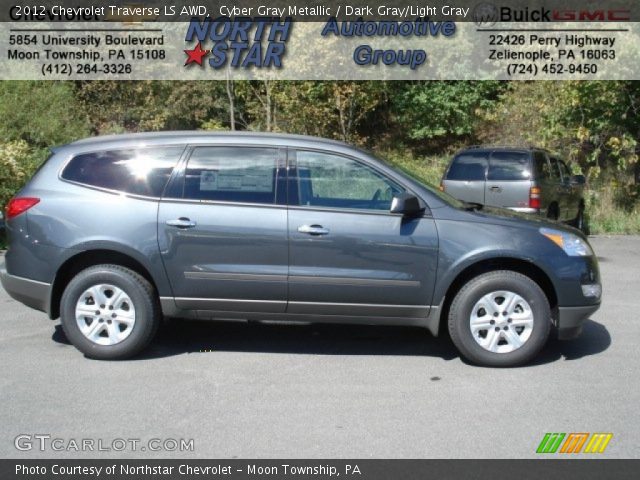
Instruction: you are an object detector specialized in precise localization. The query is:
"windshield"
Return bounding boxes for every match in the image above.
[370,152,465,209]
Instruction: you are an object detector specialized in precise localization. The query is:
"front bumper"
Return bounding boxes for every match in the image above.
[0,267,51,315]
[556,304,601,340]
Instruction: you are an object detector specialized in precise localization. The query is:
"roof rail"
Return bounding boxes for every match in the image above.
[466,144,538,150]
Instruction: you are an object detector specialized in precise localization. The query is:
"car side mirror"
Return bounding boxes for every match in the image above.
[570,174,586,185]
[390,193,425,217]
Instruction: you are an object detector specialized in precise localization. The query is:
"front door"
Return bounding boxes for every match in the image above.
[158,145,288,313]
[287,149,438,319]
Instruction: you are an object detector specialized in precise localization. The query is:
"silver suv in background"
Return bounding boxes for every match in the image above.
[441,146,587,232]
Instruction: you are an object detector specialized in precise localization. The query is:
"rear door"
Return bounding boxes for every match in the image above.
[485,150,532,209]
[442,151,488,205]
[286,149,439,319]
[158,145,289,313]
[547,156,566,219]
[557,159,580,220]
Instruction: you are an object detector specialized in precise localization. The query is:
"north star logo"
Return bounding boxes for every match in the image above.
[184,42,209,65]
[183,16,292,69]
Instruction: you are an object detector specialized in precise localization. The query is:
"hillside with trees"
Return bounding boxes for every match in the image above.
[1,80,639,233]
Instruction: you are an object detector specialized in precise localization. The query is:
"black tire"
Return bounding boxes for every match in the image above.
[575,207,590,235]
[447,271,551,367]
[60,265,160,360]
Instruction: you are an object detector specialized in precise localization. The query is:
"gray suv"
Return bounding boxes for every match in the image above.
[442,146,587,232]
[0,133,601,367]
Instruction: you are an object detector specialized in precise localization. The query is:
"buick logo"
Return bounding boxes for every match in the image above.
[473,2,499,26]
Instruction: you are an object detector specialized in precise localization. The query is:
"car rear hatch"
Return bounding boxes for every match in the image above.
[442,150,488,205]
[484,150,533,210]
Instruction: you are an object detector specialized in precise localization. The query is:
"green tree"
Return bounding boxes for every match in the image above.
[394,81,507,145]
[0,81,89,146]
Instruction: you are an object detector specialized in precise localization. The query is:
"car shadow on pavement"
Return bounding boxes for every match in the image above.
[531,319,611,366]
[52,321,460,360]
[52,318,610,364]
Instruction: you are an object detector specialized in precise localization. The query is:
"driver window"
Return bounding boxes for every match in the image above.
[295,150,404,211]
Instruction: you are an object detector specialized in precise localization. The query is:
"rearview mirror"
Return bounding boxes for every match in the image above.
[570,174,586,185]
[390,193,425,217]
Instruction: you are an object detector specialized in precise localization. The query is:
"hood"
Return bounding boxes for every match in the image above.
[438,204,585,237]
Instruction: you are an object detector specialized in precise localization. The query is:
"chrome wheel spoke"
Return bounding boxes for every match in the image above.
[107,324,122,343]
[511,315,534,328]
[109,289,126,310]
[83,320,104,341]
[76,305,98,318]
[503,328,524,349]
[502,291,519,315]
[482,329,500,351]
[115,310,135,326]
[88,285,108,306]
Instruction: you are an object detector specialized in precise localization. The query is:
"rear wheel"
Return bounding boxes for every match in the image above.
[448,271,551,367]
[547,203,559,221]
[575,207,589,235]
[60,265,160,360]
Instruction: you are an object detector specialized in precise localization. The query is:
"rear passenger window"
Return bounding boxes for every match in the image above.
[62,147,184,197]
[446,152,488,181]
[533,152,549,180]
[548,157,562,181]
[183,147,278,204]
[557,159,572,182]
[488,151,531,181]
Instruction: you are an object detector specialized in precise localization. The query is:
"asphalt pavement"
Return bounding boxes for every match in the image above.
[0,236,638,459]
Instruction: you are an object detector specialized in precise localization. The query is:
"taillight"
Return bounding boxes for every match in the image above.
[529,187,541,209]
[5,197,40,219]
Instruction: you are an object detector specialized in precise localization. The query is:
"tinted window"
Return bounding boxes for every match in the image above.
[488,151,531,181]
[62,147,183,197]
[183,147,278,204]
[548,157,561,181]
[295,151,403,211]
[446,152,488,181]
[557,159,572,182]
[533,152,549,180]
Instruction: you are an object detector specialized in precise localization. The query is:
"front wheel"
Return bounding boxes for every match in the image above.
[60,265,160,360]
[447,271,551,367]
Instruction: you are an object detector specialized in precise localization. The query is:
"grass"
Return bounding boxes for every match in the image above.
[586,187,640,235]
[375,149,449,188]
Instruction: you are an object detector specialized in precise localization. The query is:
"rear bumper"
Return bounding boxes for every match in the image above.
[0,267,51,315]
[556,304,600,340]
[507,207,540,214]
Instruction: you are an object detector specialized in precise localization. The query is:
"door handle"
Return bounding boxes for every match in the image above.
[298,224,330,236]
[489,186,502,193]
[166,218,197,229]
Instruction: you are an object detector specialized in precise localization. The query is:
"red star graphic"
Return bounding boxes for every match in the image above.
[184,42,209,66]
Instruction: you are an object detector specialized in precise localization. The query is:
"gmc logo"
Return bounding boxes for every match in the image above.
[552,9,631,21]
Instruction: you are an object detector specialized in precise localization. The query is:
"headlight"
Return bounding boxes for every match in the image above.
[540,228,593,256]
